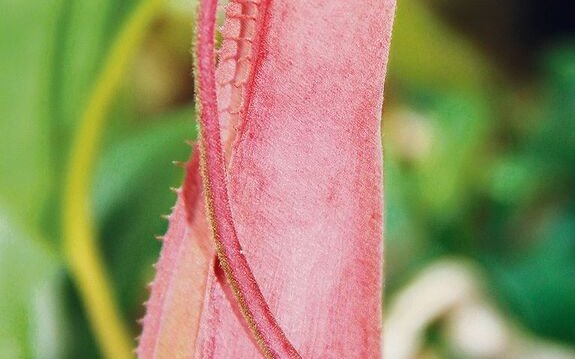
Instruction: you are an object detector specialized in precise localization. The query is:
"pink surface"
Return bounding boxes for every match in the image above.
[138,0,395,357]
[137,151,214,359]
[195,0,300,356]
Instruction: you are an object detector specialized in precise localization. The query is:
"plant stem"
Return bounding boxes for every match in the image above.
[62,1,161,358]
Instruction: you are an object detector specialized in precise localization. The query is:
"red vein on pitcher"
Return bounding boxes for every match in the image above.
[196,0,301,358]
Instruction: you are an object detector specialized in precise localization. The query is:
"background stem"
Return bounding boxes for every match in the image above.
[61,1,161,358]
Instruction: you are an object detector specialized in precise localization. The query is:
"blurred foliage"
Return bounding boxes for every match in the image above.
[0,0,573,357]
[385,0,575,348]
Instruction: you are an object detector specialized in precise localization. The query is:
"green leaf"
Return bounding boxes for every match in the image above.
[487,210,575,343]
[414,94,490,222]
[0,206,62,359]
[52,0,138,130]
[0,0,60,225]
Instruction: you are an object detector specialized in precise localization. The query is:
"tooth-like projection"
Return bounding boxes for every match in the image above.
[137,150,214,359]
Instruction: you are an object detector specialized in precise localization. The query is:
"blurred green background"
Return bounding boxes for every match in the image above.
[0,0,573,358]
